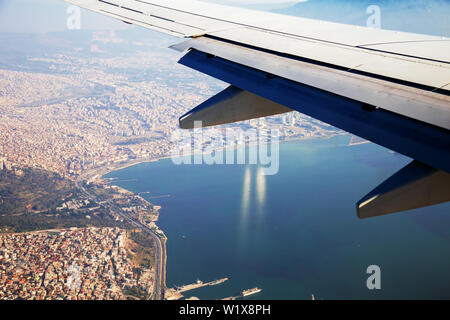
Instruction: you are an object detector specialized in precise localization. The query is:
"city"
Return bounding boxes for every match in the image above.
[0,30,340,178]
[0,227,154,300]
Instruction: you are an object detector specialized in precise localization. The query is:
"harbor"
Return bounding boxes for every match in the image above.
[165,277,229,300]
[165,277,263,300]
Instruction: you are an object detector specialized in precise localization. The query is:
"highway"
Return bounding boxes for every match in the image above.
[75,175,166,300]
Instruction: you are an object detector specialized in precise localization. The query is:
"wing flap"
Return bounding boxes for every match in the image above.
[357,160,450,218]
[179,86,292,129]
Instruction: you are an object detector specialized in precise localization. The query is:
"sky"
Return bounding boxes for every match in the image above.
[0,0,128,32]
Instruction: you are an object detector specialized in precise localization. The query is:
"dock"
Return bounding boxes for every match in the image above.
[165,277,228,300]
[221,296,238,300]
[221,287,262,300]
[177,277,228,293]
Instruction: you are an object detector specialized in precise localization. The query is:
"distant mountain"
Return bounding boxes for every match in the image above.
[0,28,174,73]
[274,0,450,36]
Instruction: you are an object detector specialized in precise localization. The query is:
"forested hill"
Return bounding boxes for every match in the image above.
[0,167,76,215]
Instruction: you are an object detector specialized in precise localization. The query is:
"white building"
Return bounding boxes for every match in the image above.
[0,157,6,170]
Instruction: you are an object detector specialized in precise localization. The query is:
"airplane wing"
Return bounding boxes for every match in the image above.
[65,0,450,218]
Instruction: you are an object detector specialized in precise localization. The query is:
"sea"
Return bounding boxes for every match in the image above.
[104,136,450,299]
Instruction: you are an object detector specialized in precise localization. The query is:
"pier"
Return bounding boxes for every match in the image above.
[165,277,228,300]
[222,287,262,300]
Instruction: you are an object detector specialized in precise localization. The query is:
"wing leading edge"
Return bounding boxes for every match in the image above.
[64,0,450,218]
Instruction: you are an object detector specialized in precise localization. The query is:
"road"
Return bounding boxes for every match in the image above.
[75,175,166,300]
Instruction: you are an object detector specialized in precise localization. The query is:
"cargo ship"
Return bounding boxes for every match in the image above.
[242,287,262,297]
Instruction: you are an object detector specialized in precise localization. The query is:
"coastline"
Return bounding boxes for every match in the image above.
[82,132,347,182]
[78,133,347,300]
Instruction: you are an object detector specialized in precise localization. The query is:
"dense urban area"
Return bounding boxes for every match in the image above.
[0,227,155,300]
